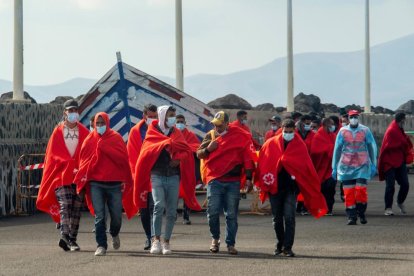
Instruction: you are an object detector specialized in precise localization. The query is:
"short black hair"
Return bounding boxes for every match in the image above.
[90,115,95,122]
[395,112,406,123]
[143,104,157,114]
[341,114,349,119]
[291,112,303,121]
[322,117,332,127]
[167,106,176,113]
[176,114,185,120]
[329,115,340,126]
[282,119,295,128]
[237,110,247,117]
[301,114,312,122]
[312,118,321,125]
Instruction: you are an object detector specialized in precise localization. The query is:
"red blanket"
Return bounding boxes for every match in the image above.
[127,119,146,179]
[378,120,414,180]
[310,128,336,182]
[202,125,255,185]
[229,120,261,150]
[132,121,201,214]
[296,129,315,152]
[36,123,89,223]
[182,128,200,152]
[73,112,135,219]
[255,133,327,218]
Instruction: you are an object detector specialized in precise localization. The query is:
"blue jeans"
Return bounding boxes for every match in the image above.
[90,182,123,249]
[269,190,296,250]
[151,174,180,240]
[207,180,240,247]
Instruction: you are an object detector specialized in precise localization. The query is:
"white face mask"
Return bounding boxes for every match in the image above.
[241,119,248,125]
[166,117,176,128]
[283,132,294,141]
[146,118,155,125]
[67,112,79,123]
[350,118,359,126]
[271,125,279,131]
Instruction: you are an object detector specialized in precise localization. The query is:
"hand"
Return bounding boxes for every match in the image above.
[206,140,218,153]
[169,159,180,168]
[245,180,253,193]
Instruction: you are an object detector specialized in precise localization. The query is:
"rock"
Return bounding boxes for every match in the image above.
[275,106,286,113]
[321,103,339,113]
[343,104,363,113]
[49,96,74,105]
[0,91,36,103]
[254,103,275,112]
[208,94,252,110]
[294,92,321,113]
[371,106,394,115]
[75,94,84,102]
[397,100,414,114]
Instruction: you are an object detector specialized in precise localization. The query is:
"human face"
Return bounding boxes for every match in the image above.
[214,122,228,134]
[176,118,185,125]
[341,117,349,125]
[144,110,157,120]
[311,122,319,131]
[95,116,105,127]
[165,110,176,128]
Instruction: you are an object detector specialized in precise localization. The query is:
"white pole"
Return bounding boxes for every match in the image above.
[287,0,294,112]
[175,0,184,91]
[364,0,371,113]
[13,0,25,101]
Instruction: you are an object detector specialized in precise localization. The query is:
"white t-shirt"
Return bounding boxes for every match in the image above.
[63,124,79,158]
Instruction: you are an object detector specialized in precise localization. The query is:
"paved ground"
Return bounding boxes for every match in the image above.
[1,175,414,276]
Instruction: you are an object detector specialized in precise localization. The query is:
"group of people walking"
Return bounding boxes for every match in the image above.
[36,99,413,257]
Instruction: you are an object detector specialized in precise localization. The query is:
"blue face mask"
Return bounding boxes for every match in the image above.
[96,125,106,135]
[166,117,176,128]
[176,123,185,130]
[67,112,79,123]
[271,125,279,131]
[329,125,336,132]
[304,124,311,131]
[283,132,294,141]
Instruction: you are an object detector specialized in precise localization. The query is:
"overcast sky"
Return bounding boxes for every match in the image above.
[0,0,414,85]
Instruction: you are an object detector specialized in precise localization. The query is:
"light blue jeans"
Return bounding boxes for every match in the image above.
[151,174,180,240]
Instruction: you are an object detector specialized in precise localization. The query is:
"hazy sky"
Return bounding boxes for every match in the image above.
[1,0,414,85]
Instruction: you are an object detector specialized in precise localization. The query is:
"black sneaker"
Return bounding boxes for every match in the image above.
[69,240,80,251]
[360,216,367,225]
[144,239,151,250]
[59,236,70,251]
[283,249,295,257]
[274,248,283,256]
[56,223,61,230]
[347,219,357,225]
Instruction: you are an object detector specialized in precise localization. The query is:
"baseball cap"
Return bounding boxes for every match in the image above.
[63,99,79,110]
[348,110,360,116]
[269,115,282,122]
[211,111,229,126]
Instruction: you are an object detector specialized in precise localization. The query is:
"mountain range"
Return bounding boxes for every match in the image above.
[1,34,413,110]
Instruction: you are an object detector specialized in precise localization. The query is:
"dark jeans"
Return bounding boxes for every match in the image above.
[269,190,296,251]
[183,203,190,221]
[384,163,410,209]
[90,182,123,249]
[140,192,154,240]
[321,178,337,213]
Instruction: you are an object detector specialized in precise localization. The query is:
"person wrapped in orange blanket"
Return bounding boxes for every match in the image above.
[256,119,327,257]
[36,99,89,252]
[73,112,134,256]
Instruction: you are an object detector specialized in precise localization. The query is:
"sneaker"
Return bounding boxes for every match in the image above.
[209,239,220,253]
[360,216,368,225]
[150,239,162,254]
[112,235,120,250]
[274,248,283,256]
[58,235,70,251]
[398,203,407,215]
[162,242,172,255]
[301,210,309,216]
[283,249,295,257]
[325,211,333,216]
[384,208,394,216]
[227,245,238,255]
[347,219,357,225]
[94,246,106,256]
[56,223,61,230]
[183,219,192,225]
[144,239,151,250]
[69,240,80,251]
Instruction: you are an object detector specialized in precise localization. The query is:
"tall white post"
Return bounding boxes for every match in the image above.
[13,0,25,101]
[286,0,294,112]
[175,0,184,91]
[364,0,371,113]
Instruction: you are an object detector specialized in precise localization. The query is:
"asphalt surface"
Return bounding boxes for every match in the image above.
[1,175,414,276]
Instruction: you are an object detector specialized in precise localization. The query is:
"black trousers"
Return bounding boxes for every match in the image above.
[321,177,337,213]
[140,192,154,240]
[384,164,410,209]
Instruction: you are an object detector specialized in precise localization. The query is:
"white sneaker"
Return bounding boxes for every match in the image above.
[112,235,120,250]
[94,246,106,256]
[150,239,162,254]
[398,203,407,215]
[162,242,172,255]
[384,208,394,216]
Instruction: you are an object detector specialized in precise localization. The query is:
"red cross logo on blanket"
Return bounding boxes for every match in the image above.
[263,173,275,186]
[140,191,148,202]
[49,204,60,216]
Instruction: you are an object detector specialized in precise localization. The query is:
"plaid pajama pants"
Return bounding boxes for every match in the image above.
[55,184,84,240]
